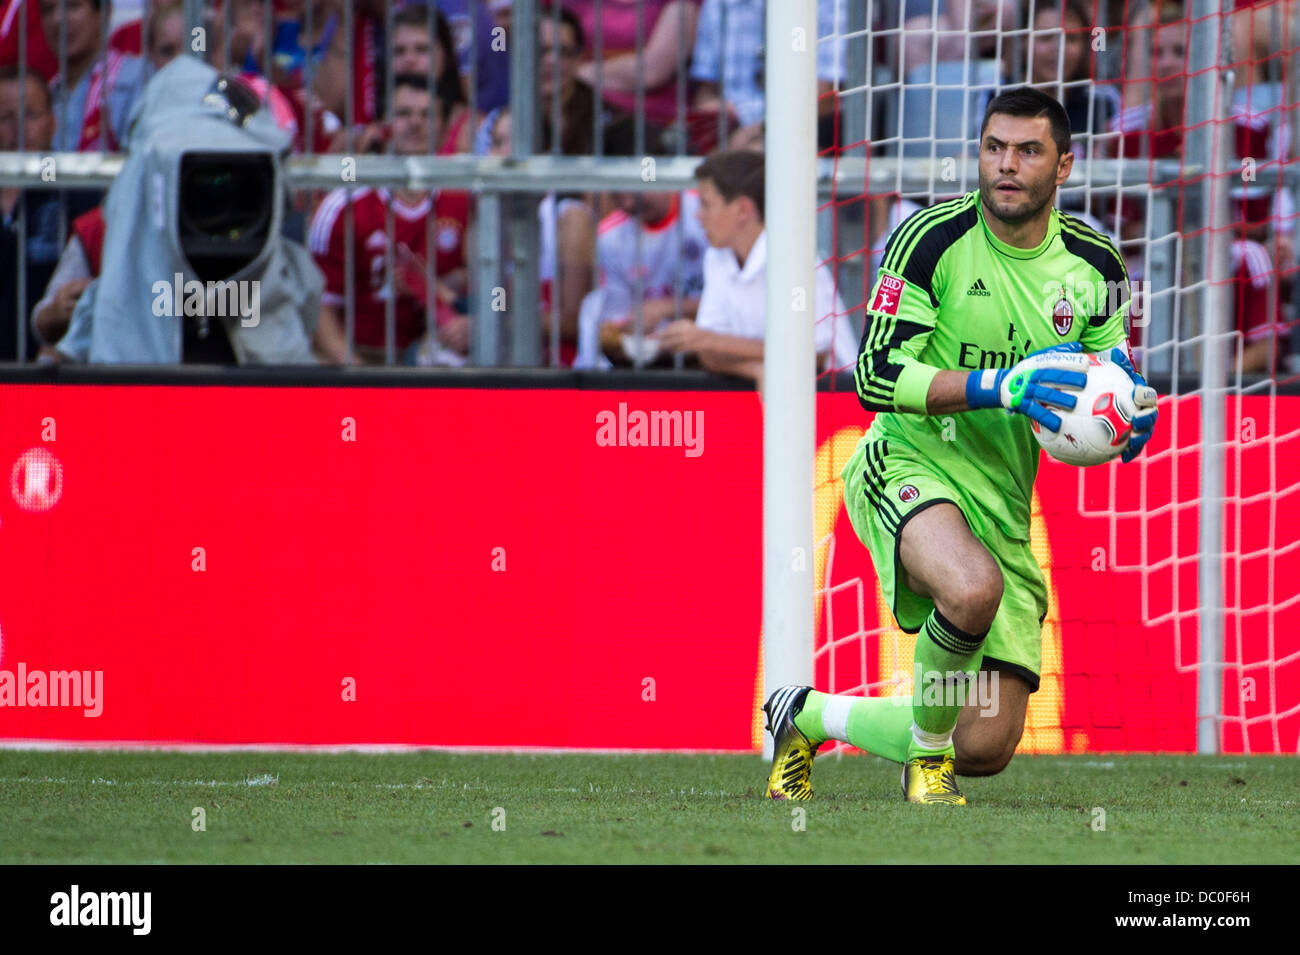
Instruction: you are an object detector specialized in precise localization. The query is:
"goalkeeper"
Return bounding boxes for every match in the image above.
[764,87,1158,805]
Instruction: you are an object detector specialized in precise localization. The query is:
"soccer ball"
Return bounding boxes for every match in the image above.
[1030,353,1137,467]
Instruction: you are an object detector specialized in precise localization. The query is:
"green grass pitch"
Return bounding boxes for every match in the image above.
[1,750,1295,864]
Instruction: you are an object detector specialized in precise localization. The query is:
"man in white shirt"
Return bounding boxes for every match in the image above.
[657,149,858,385]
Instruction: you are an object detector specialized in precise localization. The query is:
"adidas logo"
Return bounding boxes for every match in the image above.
[967,278,991,297]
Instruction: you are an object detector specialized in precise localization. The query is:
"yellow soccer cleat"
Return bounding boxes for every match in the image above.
[763,686,820,801]
[902,754,966,805]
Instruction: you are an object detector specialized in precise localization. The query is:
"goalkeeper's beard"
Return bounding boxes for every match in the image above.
[978,174,1056,228]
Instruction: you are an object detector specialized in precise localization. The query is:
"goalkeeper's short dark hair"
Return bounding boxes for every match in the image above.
[980,86,1072,157]
[695,150,765,221]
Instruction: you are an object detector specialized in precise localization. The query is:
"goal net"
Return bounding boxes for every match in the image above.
[807,0,1300,754]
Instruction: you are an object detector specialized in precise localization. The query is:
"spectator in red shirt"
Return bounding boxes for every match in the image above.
[308,73,470,365]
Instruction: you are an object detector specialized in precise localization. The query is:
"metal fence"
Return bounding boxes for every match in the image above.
[0,0,1297,381]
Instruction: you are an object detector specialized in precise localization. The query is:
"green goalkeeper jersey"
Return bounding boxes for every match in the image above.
[854,190,1132,540]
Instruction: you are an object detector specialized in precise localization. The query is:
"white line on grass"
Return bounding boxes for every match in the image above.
[0,776,745,796]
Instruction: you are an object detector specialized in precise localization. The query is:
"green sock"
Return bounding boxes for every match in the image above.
[907,608,987,759]
[791,609,987,763]
[792,691,920,764]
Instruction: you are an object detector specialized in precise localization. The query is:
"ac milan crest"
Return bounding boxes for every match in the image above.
[1053,289,1073,336]
[899,484,920,503]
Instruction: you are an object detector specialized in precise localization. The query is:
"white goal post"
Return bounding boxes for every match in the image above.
[761,0,820,758]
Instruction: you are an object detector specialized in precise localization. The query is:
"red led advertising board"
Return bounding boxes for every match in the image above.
[0,383,1295,753]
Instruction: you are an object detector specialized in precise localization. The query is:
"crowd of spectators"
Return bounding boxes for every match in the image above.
[0,0,1296,379]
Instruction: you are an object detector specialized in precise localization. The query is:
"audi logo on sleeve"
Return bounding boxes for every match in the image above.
[871,274,905,316]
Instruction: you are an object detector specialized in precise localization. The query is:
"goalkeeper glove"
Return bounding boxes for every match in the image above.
[965,341,1089,433]
[1107,346,1159,463]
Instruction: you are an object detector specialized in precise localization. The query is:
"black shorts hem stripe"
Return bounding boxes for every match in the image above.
[980,656,1041,694]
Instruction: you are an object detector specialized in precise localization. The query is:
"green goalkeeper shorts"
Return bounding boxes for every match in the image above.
[841,434,1049,693]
